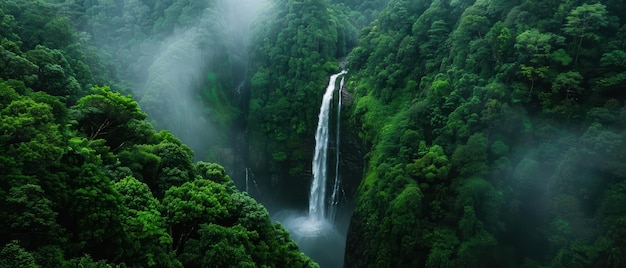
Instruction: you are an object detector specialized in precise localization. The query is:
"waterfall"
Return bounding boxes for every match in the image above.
[329,76,345,222]
[309,70,346,221]
[279,71,348,268]
[245,168,249,193]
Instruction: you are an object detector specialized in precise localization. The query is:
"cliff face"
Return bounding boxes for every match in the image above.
[343,0,626,267]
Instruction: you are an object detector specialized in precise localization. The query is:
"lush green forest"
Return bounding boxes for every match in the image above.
[0,0,318,267]
[343,0,626,267]
[3,0,626,267]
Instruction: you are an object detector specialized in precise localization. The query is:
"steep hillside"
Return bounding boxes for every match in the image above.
[0,1,318,267]
[344,0,626,266]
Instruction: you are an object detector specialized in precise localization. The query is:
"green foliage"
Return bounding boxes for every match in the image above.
[114,176,180,267]
[0,4,318,267]
[163,179,232,239]
[515,29,564,64]
[71,86,147,148]
[426,228,459,268]
[563,3,609,65]
[407,145,450,183]
[0,240,39,268]
[4,184,64,248]
[196,161,233,187]
[248,0,359,176]
[196,224,256,267]
[6,0,626,267]
[451,133,489,178]
[344,0,626,267]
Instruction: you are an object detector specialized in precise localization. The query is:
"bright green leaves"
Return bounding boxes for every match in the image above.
[195,224,257,267]
[230,192,272,232]
[163,179,233,244]
[75,86,144,120]
[550,49,573,66]
[407,145,450,184]
[345,0,626,267]
[0,45,38,84]
[162,175,316,267]
[196,161,233,187]
[515,29,564,64]
[114,177,180,267]
[0,94,64,170]
[563,3,608,65]
[454,13,489,44]
[518,64,549,98]
[429,78,452,98]
[115,176,161,212]
[70,164,126,245]
[71,86,147,148]
[118,135,195,197]
[0,2,320,266]
[513,28,564,101]
[388,183,424,260]
[25,45,81,98]
[600,50,626,68]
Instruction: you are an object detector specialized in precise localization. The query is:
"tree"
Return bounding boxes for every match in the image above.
[563,3,608,64]
[4,184,65,248]
[451,133,489,178]
[0,45,38,84]
[551,71,583,99]
[71,86,146,149]
[515,29,564,64]
[114,176,181,267]
[518,64,549,99]
[0,96,65,172]
[24,45,81,99]
[0,240,39,268]
[196,161,234,188]
[406,145,450,183]
[426,228,459,268]
[162,179,233,253]
[65,163,128,260]
[196,224,256,267]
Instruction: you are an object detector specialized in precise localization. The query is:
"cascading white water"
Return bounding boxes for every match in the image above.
[277,71,348,268]
[329,75,345,222]
[245,168,249,193]
[309,70,347,221]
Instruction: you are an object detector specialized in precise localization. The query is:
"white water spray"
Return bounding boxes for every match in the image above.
[277,71,348,268]
[309,70,346,221]
[329,76,345,222]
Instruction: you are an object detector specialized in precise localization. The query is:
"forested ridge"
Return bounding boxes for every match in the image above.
[343,0,626,267]
[0,0,318,267]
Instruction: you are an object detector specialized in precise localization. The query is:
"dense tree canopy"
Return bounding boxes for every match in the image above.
[344,0,626,267]
[0,1,318,266]
[4,0,626,267]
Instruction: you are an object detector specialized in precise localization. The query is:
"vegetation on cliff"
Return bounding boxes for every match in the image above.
[0,1,317,267]
[344,0,626,267]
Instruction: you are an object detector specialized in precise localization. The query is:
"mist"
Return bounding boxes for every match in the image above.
[84,1,356,266]
[139,0,268,161]
[90,0,269,162]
